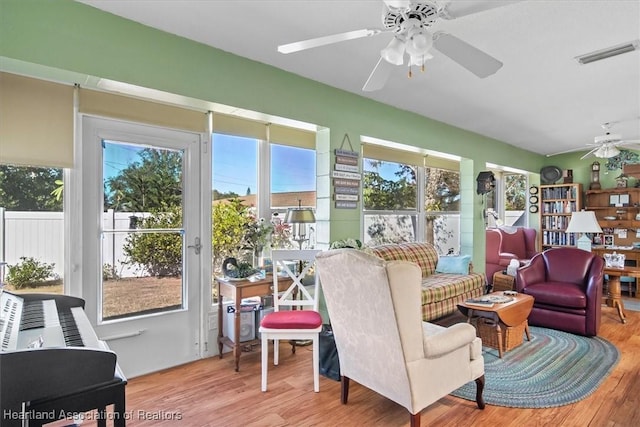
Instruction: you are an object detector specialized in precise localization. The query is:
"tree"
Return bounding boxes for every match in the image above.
[212,189,239,200]
[0,165,63,211]
[105,149,182,211]
[212,198,252,271]
[362,160,416,210]
[505,174,526,210]
[122,204,183,277]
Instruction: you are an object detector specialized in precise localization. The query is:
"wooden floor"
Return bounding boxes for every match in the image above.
[120,301,640,427]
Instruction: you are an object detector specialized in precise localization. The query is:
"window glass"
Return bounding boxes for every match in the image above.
[212,134,258,202]
[425,168,461,255]
[504,173,527,226]
[102,141,185,320]
[0,164,64,294]
[363,159,418,245]
[270,144,316,209]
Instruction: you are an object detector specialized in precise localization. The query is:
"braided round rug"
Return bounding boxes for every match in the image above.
[451,326,620,408]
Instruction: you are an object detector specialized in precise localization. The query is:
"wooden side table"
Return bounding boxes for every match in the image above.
[492,271,515,292]
[603,266,639,324]
[458,292,534,358]
[216,275,292,371]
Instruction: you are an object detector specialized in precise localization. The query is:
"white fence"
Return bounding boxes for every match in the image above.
[0,209,147,280]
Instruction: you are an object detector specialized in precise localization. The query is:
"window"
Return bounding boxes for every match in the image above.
[361,156,462,253]
[485,170,528,228]
[211,133,317,301]
[362,159,418,245]
[425,167,461,255]
[101,140,186,320]
[0,164,64,294]
[270,143,316,210]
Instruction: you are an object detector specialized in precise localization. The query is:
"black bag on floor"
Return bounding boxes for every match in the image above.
[319,324,341,381]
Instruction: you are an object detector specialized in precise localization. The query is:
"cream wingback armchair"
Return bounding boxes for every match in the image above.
[315,249,485,427]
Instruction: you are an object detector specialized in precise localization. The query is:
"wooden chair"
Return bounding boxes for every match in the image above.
[259,249,323,392]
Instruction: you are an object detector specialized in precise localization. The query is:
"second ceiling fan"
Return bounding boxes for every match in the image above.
[277,0,509,91]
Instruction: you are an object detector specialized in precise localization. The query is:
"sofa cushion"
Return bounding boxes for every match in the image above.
[522,282,587,308]
[420,272,485,304]
[371,242,439,277]
[370,244,417,264]
[435,255,471,275]
[398,242,439,276]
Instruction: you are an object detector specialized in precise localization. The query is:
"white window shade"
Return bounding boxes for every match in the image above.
[363,143,459,170]
[0,72,74,168]
[1,72,316,170]
[79,89,207,133]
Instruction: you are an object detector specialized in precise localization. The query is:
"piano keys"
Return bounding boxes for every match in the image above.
[0,291,127,426]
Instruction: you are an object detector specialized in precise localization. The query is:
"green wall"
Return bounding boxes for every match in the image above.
[542,152,640,192]
[1,0,548,269]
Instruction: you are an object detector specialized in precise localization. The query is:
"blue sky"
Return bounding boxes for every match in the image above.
[103,135,316,195]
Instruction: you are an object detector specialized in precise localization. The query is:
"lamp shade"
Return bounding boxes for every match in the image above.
[565,211,603,234]
[381,37,405,65]
[284,208,315,224]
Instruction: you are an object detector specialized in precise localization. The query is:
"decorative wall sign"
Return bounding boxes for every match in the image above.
[332,170,361,180]
[335,186,359,195]
[334,163,360,173]
[335,201,358,209]
[336,155,358,165]
[334,194,359,201]
[334,178,359,187]
[332,134,361,209]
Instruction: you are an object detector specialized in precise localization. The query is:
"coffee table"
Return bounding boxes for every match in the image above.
[458,292,534,358]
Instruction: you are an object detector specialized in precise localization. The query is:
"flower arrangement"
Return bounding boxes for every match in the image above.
[270,216,293,249]
[243,215,273,256]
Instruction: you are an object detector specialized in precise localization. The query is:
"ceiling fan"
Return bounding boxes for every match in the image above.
[277,0,508,91]
[547,122,640,160]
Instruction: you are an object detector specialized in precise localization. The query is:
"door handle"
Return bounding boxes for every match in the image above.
[188,237,202,255]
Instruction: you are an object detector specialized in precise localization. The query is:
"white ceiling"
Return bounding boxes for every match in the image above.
[77,0,640,158]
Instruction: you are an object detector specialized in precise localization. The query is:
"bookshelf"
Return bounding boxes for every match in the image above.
[539,183,583,250]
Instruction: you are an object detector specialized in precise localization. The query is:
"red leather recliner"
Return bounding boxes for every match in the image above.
[486,227,538,285]
[515,247,604,337]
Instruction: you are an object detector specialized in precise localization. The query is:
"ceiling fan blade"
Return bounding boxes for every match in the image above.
[432,32,503,78]
[362,57,394,92]
[278,29,382,54]
[545,147,590,157]
[580,147,601,160]
[439,0,522,20]
[618,139,640,145]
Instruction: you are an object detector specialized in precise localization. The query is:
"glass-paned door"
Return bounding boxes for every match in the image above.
[82,116,202,377]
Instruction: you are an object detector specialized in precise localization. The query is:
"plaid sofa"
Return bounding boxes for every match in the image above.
[370,242,485,321]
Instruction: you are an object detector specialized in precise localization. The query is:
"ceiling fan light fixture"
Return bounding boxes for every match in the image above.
[409,52,433,66]
[595,145,620,158]
[405,27,433,57]
[381,36,405,65]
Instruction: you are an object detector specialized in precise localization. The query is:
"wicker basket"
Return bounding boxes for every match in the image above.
[492,272,515,292]
[475,317,526,352]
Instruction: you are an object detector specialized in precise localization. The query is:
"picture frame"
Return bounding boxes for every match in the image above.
[609,194,620,206]
[603,234,614,246]
[620,193,630,206]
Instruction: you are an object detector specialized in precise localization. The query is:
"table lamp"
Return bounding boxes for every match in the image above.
[284,200,316,250]
[565,210,603,252]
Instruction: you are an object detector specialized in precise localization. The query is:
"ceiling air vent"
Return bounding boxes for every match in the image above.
[576,40,639,65]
